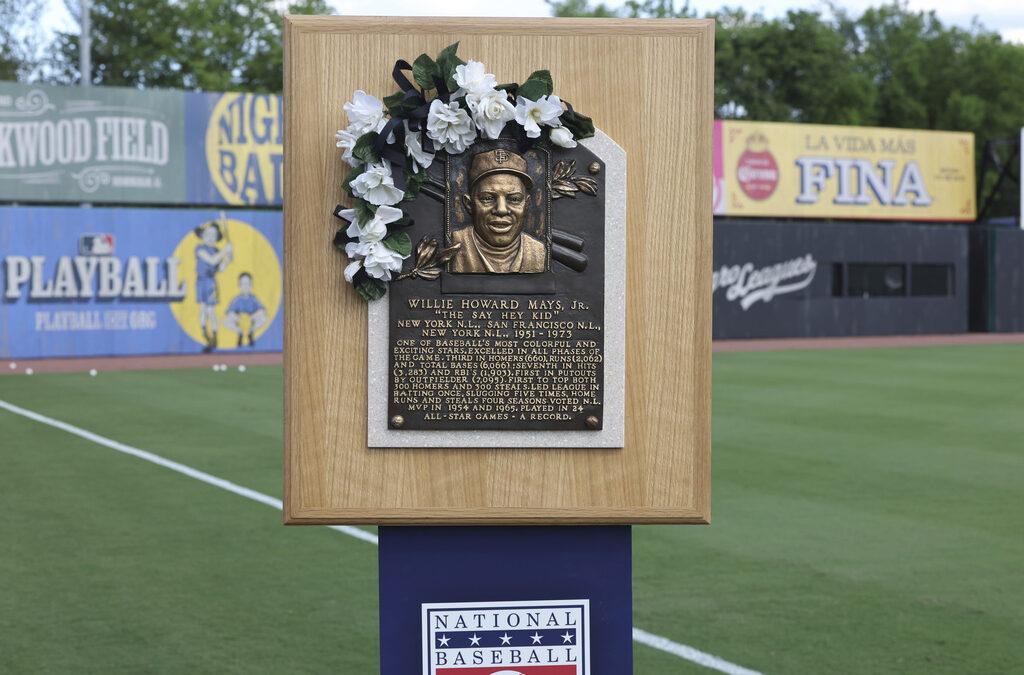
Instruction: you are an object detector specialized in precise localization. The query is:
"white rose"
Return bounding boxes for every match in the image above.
[426,99,476,154]
[364,241,407,280]
[549,125,577,148]
[468,89,515,140]
[343,90,387,136]
[514,94,564,139]
[404,121,434,172]
[453,60,497,98]
[339,204,403,243]
[345,240,406,281]
[349,161,405,206]
[334,127,360,167]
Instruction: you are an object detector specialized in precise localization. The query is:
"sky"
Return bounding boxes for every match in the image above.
[38,0,1024,44]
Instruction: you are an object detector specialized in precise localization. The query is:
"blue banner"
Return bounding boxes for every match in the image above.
[184,92,283,206]
[0,206,282,358]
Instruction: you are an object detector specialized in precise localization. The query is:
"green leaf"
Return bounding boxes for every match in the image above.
[413,53,439,90]
[516,70,553,101]
[354,198,377,223]
[352,132,380,164]
[436,41,465,92]
[342,164,362,197]
[401,166,428,202]
[355,277,387,301]
[384,90,419,117]
[382,231,412,256]
[496,82,519,97]
[560,108,596,139]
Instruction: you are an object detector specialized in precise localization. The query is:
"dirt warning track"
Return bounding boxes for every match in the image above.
[1,352,282,375]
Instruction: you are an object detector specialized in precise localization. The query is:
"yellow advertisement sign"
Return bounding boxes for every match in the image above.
[721,120,975,221]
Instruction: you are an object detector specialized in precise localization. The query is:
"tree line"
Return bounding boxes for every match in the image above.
[2,0,1020,214]
[2,0,329,91]
[552,1,1024,139]
[551,0,1024,216]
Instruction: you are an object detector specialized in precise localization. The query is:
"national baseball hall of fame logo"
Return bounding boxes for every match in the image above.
[169,215,281,351]
[422,600,590,675]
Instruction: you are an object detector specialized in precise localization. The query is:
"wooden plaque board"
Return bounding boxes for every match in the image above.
[283,16,713,525]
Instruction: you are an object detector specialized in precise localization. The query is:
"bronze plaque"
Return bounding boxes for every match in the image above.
[386,136,608,432]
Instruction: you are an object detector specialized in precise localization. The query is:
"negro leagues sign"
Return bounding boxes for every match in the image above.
[422,599,590,675]
[713,253,817,310]
[367,132,625,448]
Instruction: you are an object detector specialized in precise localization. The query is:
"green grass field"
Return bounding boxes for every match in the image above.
[2,345,1022,674]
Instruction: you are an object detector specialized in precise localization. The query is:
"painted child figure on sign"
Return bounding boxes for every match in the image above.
[450,148,546,274]
[193,219,233,352]
[223,271,268,348]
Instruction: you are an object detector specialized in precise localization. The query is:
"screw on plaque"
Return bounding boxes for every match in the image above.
[585,415,600,429]
[390,415,405,428]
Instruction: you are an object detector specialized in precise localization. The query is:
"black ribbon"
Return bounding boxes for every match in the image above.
[333,204,352,222]
[432,74,451,103]
[373,117,408,186]
[392,59,417,97]
[372,59,452,172]
[351,266,370,286]
[516,123,538,154]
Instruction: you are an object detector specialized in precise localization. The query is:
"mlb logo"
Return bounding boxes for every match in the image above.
[422,599,590,675]
[79,234,115,256]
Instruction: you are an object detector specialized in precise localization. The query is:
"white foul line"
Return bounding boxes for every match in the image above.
[632,628,763,675]
[0,397,762,675]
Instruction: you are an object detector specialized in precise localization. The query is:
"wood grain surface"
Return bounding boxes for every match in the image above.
[283,16,713,524]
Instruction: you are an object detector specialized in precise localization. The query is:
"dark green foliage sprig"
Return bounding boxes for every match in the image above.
[354,276,387,301]
[516,70,554,101]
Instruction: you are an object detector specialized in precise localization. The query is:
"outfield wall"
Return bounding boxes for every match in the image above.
[0,82,1013,351]
[969,226,1024,333]
[0,209,993,357]
[713,220,969,339]
[0,206,283,359]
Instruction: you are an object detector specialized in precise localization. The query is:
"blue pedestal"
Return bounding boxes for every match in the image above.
[379,526,633,675]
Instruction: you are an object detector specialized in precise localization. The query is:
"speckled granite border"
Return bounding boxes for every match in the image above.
[367,129,625,448]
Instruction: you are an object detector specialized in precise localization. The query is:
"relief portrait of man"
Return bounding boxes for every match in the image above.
[450,148,547,274]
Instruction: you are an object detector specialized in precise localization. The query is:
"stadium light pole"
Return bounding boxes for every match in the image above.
[80,0,91,209]
[80,0,91,87]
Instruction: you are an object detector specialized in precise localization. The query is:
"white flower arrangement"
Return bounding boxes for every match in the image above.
[549,125,578,148]
[426,99,476,154]
[350,161,405,206]
[343,90,387,136]
[332,42,595,301]
[404,120,434,172]
[470,88,517,140]
[515,94,564,138]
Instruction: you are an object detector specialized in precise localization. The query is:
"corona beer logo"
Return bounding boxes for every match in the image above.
[205,93,283,205]
[736,132,779,200]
